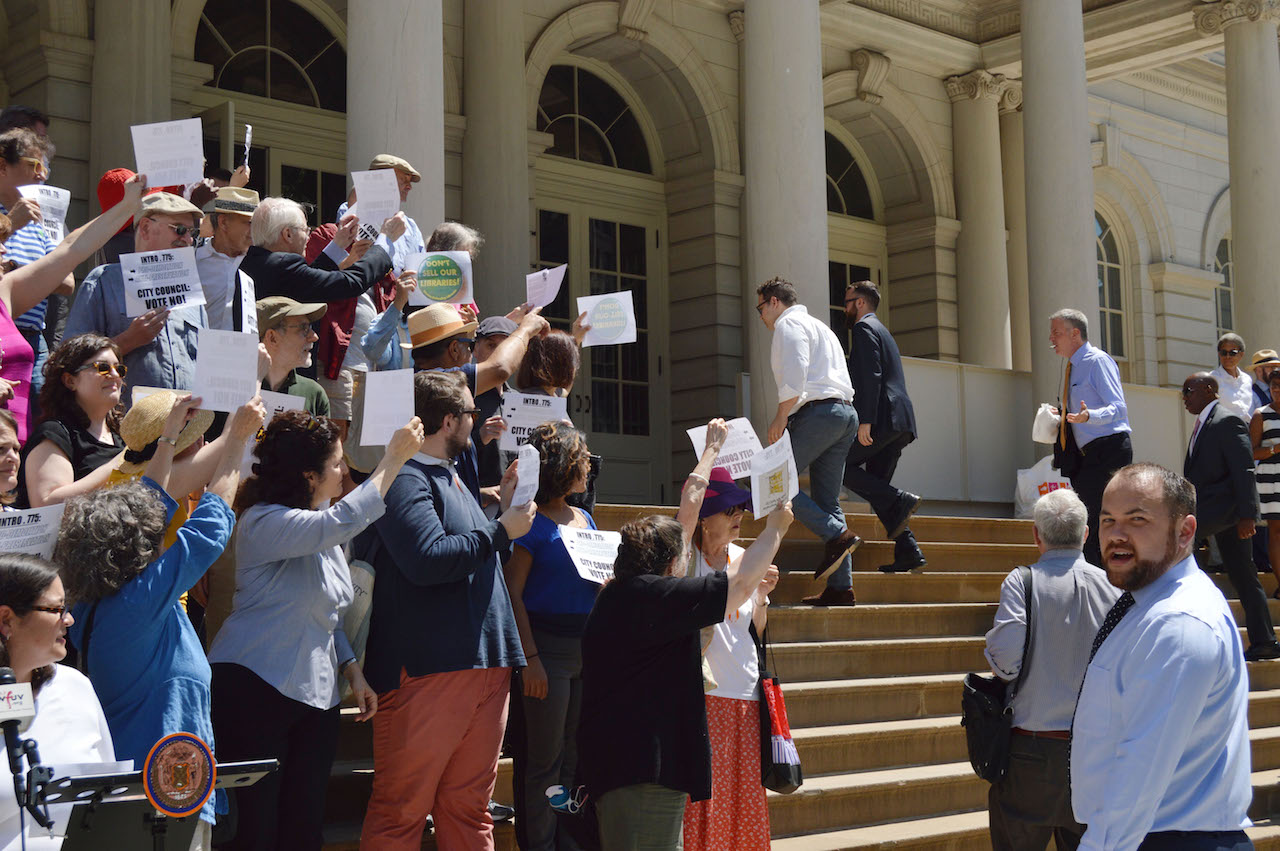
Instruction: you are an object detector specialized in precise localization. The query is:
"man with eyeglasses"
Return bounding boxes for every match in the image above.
[1210,333,1256,421]
[65,192,210,407]
[256,296,330,417]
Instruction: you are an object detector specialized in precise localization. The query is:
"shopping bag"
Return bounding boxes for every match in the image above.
[1014,456,1072,518]
[750,623,803,794]
[1032,402,1061,444]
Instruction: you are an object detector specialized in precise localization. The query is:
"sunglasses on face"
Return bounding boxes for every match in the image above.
[156,221,197,238]
[723,505,746,517]
[75,361,127,379]
[1220,348,1243,356]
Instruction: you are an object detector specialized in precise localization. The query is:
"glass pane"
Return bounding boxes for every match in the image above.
[839,164,874,220]
[591,381,619,433]
[622,384,649,435]
[621,332,648,382]
[577,67,629,127]
[1094,214,1105,239]
[620,224,645,276]
[825,133,852,181]
[590,220,617,271]
[1219,289,1233,331]
[280,165,319,225]
[269,53,318,107]
[829,261,847,308]
[1217,238,1231,269]
[545,117,576,159]
[538,65,574,122]
[826,179,844,215]
[1102,230,1119,262]
[1107,267,1122,309]
[576,123,613,167]
[605,109,651,174]
[218,49,269,99]
[591,346,618,380]
[320,171,347,226]
[589,271,616,296]
[538,210,569,264]
[630,280,648,327]
[200,0,266,53]
[1109,313,1124,358]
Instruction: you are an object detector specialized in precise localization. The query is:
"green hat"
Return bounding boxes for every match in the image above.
[256,296,326,334]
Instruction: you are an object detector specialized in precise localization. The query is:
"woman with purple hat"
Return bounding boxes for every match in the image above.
[682,466,777,850]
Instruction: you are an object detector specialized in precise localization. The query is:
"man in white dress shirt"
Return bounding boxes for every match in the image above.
[1072,463,1252,851]
[1210,333,1256,421]
[195,186,259,333]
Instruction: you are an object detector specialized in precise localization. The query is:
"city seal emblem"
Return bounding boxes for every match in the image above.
[142,732,216,818]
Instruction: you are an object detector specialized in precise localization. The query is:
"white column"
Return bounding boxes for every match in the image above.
[1195,1,1280,359]
[89,0,170,207]
[999,83,1032,373]
[1020,0,1099,405]
[741,2,830,429]
[463,0,530,311]
[946,71,1013,370]
[346,0,444,230]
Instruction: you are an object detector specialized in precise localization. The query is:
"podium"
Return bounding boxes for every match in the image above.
[32,760,276,850]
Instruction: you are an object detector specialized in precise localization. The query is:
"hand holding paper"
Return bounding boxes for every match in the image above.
[351,169,401,229]
[526,264,567,308]
[686,417,763,480]
[560,527,623,584]
[513,444,540,507]
[749,429,800,517]
[130,118,205,187]
[386,416,426,464]
[577,291,638,347]
[360,370,415,446]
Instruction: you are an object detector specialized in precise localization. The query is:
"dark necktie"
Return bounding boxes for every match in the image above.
[1089,591,1135,662]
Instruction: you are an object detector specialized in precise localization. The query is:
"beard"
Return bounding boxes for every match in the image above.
[444,426,471,460]
[1106,525,1180,591]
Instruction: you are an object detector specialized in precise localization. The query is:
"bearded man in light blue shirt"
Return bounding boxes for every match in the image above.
[1071,464,1252,851]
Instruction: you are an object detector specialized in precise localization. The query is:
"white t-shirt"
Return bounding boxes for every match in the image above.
[0,666,117,851]
[695,542,760,702]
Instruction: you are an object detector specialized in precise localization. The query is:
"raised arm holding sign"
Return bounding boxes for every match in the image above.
[576,291,637,347]
[686,417,763,480]
[749,429,800,517]
[350,170,400,230]
[130,118,204,187]
[191,329,259,413]
[500,392,569,452]
[360,370,415,446]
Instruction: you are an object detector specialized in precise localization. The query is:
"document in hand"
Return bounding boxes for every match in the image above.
[351,169,401,229]
[360,369,415,446]
[192,329,260,413]
[500,392,569,452]
[0,504,66,559]
[17,184,70,243]
[749,430,799,517]
[512,444,540,507]
[686,417,764,480]
[560,526,622,584]
[120,247,206,316]
[526,264,568,308]
[130,118,205,187]
[576,291,637,347]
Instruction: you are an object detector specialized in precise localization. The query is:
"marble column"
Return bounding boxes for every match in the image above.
[1020,0,1099,406]
[1194,1,1280,360]
[346,0,444,230]
[89,0,170,207]
[946,70,1013,370]
[463,0,530,311]
[999,83,1032,373]
[740,3,830,429]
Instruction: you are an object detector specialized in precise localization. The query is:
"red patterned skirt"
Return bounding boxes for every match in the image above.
[682,694,771,850]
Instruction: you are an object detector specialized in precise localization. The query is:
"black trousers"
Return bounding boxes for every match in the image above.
[1138,831,1252,851]
[1068,433,1133,567]
[843,429,922,558]
[988,736,1084,851]
[1197,519,1276,648]
[211,662,341,851]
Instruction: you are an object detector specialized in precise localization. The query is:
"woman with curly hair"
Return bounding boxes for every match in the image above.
[504,422,598,850]
[57,398,264,851]
[206,409,424,851]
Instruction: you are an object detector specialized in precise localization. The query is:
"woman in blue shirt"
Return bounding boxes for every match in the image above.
[504,422,598,851]
[208,409,423,851]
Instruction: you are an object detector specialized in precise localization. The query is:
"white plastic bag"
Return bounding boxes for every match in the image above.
[1014,456,1072,518]
[1032,403,1061,445]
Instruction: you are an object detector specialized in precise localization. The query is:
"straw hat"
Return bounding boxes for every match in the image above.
[402,303,478,351]
[1251,349,1280,369]
[117,389,214,475]
[204,186,259,217]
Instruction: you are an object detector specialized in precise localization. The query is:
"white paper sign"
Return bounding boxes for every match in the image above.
[403,251,473,306]
[238,271,258,336]
[242,124,252,166]
[240,390,304,477]
[686,417,764,481]
[360,369,415,446]
[129,385,170,407]
[577,291,638,347]
[130,118,205,187]
[526,264,568,309]
[559,526,622,584]
[500,392,569,452]
[749,430,800,517]
[351,169,401,230]
[17,184,70,243]
[192,329,260,413]
[0,504,66,559]
[344,203,381,242]
[120,246,206,316]
[513,444,540,507]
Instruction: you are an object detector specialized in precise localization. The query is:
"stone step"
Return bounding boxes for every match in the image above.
[760,539,1039,575]
[771,637,988,681]
[774,571,1007,605]
[322,821,516,850]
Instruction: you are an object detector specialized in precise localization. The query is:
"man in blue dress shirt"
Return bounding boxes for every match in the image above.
[1049,309,1132,567]
[1072,464,1252,851]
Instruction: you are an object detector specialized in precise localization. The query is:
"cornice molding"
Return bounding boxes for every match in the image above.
[944,68,1009,102]
[618,0,658,41]
[1193,0,1280,36]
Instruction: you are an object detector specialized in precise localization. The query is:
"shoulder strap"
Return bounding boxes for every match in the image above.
[1006,565,1034,704]
[78,601,101,678]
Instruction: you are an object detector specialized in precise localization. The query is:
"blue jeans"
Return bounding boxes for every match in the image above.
[787,399,859,590]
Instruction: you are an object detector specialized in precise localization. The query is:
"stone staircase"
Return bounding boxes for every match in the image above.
[319,506,1280,849]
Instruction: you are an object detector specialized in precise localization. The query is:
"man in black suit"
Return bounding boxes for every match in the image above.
[1182,372,1280,660]
[842,281,927,572]
[239,196,404,303]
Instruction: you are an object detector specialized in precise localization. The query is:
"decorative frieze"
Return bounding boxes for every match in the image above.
[851,49,891,105]
[1193,0,1280,36]
[944,69,1010,103]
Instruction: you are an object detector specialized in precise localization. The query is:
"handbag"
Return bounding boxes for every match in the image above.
[749,623,803,794]
[960,565,1033,783]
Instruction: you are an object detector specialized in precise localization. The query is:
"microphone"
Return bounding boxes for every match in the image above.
[0,667,34,780]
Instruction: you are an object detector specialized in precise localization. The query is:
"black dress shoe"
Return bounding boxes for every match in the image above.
[1245,642,1280,662]
[878,555,927,573]
[884,493,922,540]
[815,529,863,582]
[801,587,856,607]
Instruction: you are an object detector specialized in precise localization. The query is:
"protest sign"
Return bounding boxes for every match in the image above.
[240,391,304,477]
[500,392,569,452]
[344,204,381,242]
[360,369,414,446]
[351,170,400,230]
[242,124,252,166]
[130,118,204,187]
[686,417,764,481]
[559,526,622,585]
[512,444,540,507]
[120,247,206,316]
[749,430,799,517]
[526,264,567,309]
[191,329,259,413]
[403,251,473,306]
[577,291,637,347]
[17,184,70,243]
[0,504,66,559]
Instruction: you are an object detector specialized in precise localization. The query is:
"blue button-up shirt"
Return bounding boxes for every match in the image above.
[337,201,425,275]
[64,263,207,407]
[1071,554,1252,849]
[1066,341,1131,448]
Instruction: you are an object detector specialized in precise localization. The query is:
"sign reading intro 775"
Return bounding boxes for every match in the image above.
[406,251,473,305]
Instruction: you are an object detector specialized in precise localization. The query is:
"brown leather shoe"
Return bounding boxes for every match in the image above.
[815,529,863,582]
[802,587,856,607]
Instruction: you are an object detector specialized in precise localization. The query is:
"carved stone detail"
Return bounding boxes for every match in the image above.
[998,80,1023,115]
[944,69,1010,104]
[727,9,744,44]
[1194,0,1280,36]
[618,0,657,41]
[851,49,891,105]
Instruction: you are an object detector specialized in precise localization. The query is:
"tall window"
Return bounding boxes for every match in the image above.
[1214,237,1234,335]
[1095,212,1125,358]
[537,65,652,174]
[195,0,346,111]
[825,132,874,220]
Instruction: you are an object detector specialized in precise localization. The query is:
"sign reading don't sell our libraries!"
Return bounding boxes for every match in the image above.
[406,250,473,305]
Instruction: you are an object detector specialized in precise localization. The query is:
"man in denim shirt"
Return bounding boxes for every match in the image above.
[65,191,208,408]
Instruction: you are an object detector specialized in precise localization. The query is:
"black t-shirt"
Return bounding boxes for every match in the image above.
[17,419,124,508]
[473,384,504,488]
[577,570,730,801]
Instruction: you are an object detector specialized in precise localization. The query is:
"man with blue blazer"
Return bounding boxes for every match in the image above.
[1182,371,1280,661]
[842,281,927,573]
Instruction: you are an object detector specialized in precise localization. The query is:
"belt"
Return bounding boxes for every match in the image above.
[1011,727,1070,740]
[789,398,852,418]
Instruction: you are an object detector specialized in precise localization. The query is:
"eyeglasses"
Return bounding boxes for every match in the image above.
[18,157,48,180]
[1219,348,1243,356]
[279,321,314,336]
[454,338,475,351]
[28,604,69,620]
[75,361,127,379]
[156,221,197,238]
[755,301,769,316]
[456,407,482,419]
[722,505,746,517]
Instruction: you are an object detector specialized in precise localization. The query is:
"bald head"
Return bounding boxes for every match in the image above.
[1182,372,1219,416]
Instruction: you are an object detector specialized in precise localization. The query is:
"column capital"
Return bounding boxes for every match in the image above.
[851,48,891,105]
[998,80,1023,115]
[727,9,744,43]
[1194,1,1280,36]
[945,70,1010,104]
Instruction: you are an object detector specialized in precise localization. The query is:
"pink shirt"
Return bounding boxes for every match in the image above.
[0,300,33,443]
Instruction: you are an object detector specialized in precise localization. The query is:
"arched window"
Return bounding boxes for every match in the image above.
[195,0,346,112]
[824,132,875,220]
[1214,236,1234,335]
[1095,212,1125,359]
[537,65,652,174]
